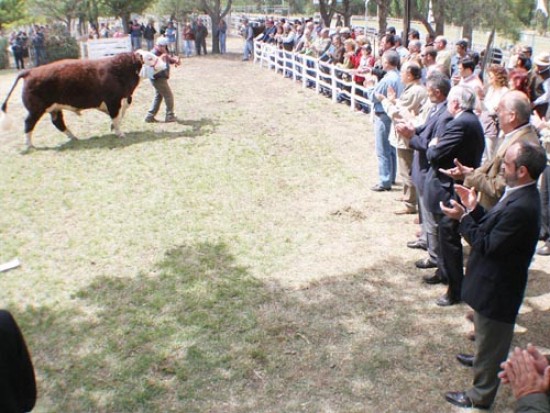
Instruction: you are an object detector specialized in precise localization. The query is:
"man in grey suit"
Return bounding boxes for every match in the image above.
[441,141,547,410]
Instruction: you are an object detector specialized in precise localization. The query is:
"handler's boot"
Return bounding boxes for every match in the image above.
[165,114,177,123]
[144,115,158,123]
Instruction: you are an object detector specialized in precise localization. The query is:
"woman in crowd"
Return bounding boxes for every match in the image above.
[480,64,509,160]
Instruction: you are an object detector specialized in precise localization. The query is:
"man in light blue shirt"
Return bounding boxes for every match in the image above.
[366,50,403,191]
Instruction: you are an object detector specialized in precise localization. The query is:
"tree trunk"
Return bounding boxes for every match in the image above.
[433,0,445,36]
[376,0,389,36]
[342,0,352,27]
[210,13,220,54]
[461,19,473,42]
[121,13,130,35]
[318,0,334,28]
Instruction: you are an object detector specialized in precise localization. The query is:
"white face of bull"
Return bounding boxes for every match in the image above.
[135,50,167,73]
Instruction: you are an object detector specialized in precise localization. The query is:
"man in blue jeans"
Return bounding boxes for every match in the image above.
[365,50,403,191]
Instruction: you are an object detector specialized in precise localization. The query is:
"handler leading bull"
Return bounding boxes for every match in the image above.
[0,50,166,149]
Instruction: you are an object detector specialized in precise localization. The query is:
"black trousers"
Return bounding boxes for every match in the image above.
[437,214,463,300]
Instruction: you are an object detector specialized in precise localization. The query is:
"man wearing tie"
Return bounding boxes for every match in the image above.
[441,141,547,410]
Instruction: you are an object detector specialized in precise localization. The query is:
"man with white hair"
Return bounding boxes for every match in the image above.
[422,85,485,301]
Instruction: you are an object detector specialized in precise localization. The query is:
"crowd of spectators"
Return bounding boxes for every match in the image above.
[8,25,48,69]
[253,18,550,412]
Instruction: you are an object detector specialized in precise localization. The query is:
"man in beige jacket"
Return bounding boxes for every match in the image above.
[439,90,540,210]
[377,63,428,214]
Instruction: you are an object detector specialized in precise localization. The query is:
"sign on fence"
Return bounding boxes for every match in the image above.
[80,37,132,59]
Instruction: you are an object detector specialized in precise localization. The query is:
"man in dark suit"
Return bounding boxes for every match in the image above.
[424,84,485,305]
[441,141,547,410]
[396,72,454,272]
[0,310,36,413]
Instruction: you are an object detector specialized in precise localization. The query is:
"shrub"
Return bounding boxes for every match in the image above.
[45,24,80,63]
[0,37,10,69]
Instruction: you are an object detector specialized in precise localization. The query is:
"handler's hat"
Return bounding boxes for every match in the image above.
[156,37,169,47]
[534,52,550,67]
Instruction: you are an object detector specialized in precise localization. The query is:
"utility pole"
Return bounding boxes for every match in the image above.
[403,0,411,48]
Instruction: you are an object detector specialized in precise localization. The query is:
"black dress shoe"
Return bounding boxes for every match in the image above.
[445,391,490,410]
[422,272,444,284]
[406,239,427,250]
[456,353,474,367]
[436,293,461,307]
[415,257,438,269]
[370,184,391,192]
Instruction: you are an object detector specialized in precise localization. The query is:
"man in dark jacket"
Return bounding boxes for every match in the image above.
[424,84,485,304]
[194,19,208,56]
[442,141,547,410]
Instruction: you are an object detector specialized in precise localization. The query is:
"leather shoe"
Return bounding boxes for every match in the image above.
[406,239,427,250]
[436,293,461,307]
[456,353,474,367]
[445,391,490,410]
[537,242,550,256]
[415,257,437,269]
[370,184,391,192]
[394,208,417,215]
[422,271,445,284]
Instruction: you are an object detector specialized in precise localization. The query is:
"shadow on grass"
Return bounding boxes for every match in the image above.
[11,244,548,412]
[24,118,218,153]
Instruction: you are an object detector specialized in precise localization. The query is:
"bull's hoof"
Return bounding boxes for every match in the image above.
[117,133,126,138]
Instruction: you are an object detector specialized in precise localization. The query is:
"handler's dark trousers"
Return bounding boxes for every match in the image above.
[148,78,174,118]
[466,312,514,407]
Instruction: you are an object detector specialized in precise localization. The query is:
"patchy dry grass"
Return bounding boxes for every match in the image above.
[0,38,549,412]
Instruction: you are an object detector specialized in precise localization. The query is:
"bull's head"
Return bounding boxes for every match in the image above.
[135,50,167,75]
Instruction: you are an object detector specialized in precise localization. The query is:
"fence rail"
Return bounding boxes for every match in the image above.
[253,41,374,119]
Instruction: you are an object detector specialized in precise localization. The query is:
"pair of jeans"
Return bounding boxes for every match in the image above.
[243,40,253,60]
[219,32,226,54]
[373,113,396,188]
[131,36,142,51]
[183,40,194,57]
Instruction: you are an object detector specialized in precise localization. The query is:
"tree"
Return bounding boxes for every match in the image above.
[199,0,232,54]
[27,0,84,31]
[317,0,336,29]
[372,0,391,35]
[102,0,151,33]
[0,0,26,30]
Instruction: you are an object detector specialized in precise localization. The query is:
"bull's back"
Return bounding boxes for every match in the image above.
[22,56,140,111]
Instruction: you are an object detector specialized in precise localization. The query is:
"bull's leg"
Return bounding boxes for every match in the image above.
[24,111,44,148]
[50,111,77,141]
[107,98,129,138]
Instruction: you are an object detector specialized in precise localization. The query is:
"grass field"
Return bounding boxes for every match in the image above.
[0,37,549,412]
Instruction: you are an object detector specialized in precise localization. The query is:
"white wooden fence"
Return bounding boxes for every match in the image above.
[80,36,132,59]
[253,41,374,119]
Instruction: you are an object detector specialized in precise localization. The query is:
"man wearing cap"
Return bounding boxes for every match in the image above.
[145,37,180,123]
[532,53,550,118]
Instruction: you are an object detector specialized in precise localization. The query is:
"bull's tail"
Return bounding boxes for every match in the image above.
[1,70,29,131]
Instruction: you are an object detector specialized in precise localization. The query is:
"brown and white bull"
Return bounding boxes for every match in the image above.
[0,51,166,148]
